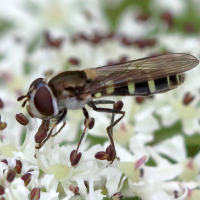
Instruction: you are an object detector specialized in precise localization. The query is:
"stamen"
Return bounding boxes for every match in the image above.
[111,192,123,200]
[15,113,29,126]
[30,188,40,200]
[173,190,179,198]
[0,98,4,108]
[7,170,16,182]
[0,185,5,195]
[95,151,108,160]
[69,184,79,194]
[106,145,115,162]
[89,118,95,129]
[14,159,22,174]
[1,159,8,165]
[21,173,32,186]
[183,92,194,105]
[136,97,145,104]
[70,150,82,166]
[140,168,144,178]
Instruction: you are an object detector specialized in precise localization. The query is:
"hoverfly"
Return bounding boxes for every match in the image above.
[18,53,199,164]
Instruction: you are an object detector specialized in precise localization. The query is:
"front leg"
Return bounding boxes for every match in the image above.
[35,109,67,149]
[76,107,94,152]
[70,107,95,166]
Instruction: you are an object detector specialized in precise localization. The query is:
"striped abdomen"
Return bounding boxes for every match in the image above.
[94,74,184,97]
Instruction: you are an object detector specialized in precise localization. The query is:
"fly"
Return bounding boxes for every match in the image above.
[17,53,199,164]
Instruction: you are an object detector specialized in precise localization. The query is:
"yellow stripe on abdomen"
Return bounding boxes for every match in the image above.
[148,80,156,93]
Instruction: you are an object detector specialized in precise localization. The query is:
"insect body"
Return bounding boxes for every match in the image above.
[18,53,199,164]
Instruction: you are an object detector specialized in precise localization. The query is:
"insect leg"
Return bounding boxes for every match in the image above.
[91,100,116,135]
[76,107,91,152]
[88,101,125,163]
[36,109,67,149]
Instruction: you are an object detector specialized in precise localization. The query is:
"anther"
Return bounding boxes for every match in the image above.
[70,150,82,166]
[0,99,4,108]
[114,101,123,111]
[7,169,16,182]
[183,92,194,105]
[89,118,95,129]
[136,97,145,104]
[15,113,29,126]
[140,168,144,178]
[111,192,123,200]
[0,120,7,130]
[69,57,80,66]
[21,173,31,186]
[137,13,150,21]
[121,37,133,46]
[69,184,79,194]
[106,145,115,162]
[0,185,5,195]
[30,188,40,200]
[119,56,128,63]
[173,190,179,198]
[45,32,63,48]
[1,159,8,165]
[161,12,174,27]
[95,151,108,160]
[15,159,22,174]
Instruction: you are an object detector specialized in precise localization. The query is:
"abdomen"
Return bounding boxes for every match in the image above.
[97,74,184,97]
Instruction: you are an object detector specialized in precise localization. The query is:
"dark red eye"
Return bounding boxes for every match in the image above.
[34,86,54,117]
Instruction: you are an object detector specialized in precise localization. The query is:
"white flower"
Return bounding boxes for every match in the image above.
[150,0,187,16]
[152,135,200,182]
[156,91,200,135]
[117,6,156,38]
[159,35,200,57]
[0,0,110,41]
[128,181,189,200]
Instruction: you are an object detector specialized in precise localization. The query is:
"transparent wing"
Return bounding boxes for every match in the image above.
[83,53,199,94]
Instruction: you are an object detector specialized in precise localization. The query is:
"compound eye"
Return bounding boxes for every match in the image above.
[34,86,54,117]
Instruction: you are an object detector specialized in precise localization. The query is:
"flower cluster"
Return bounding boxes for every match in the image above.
[0,0,200,199]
